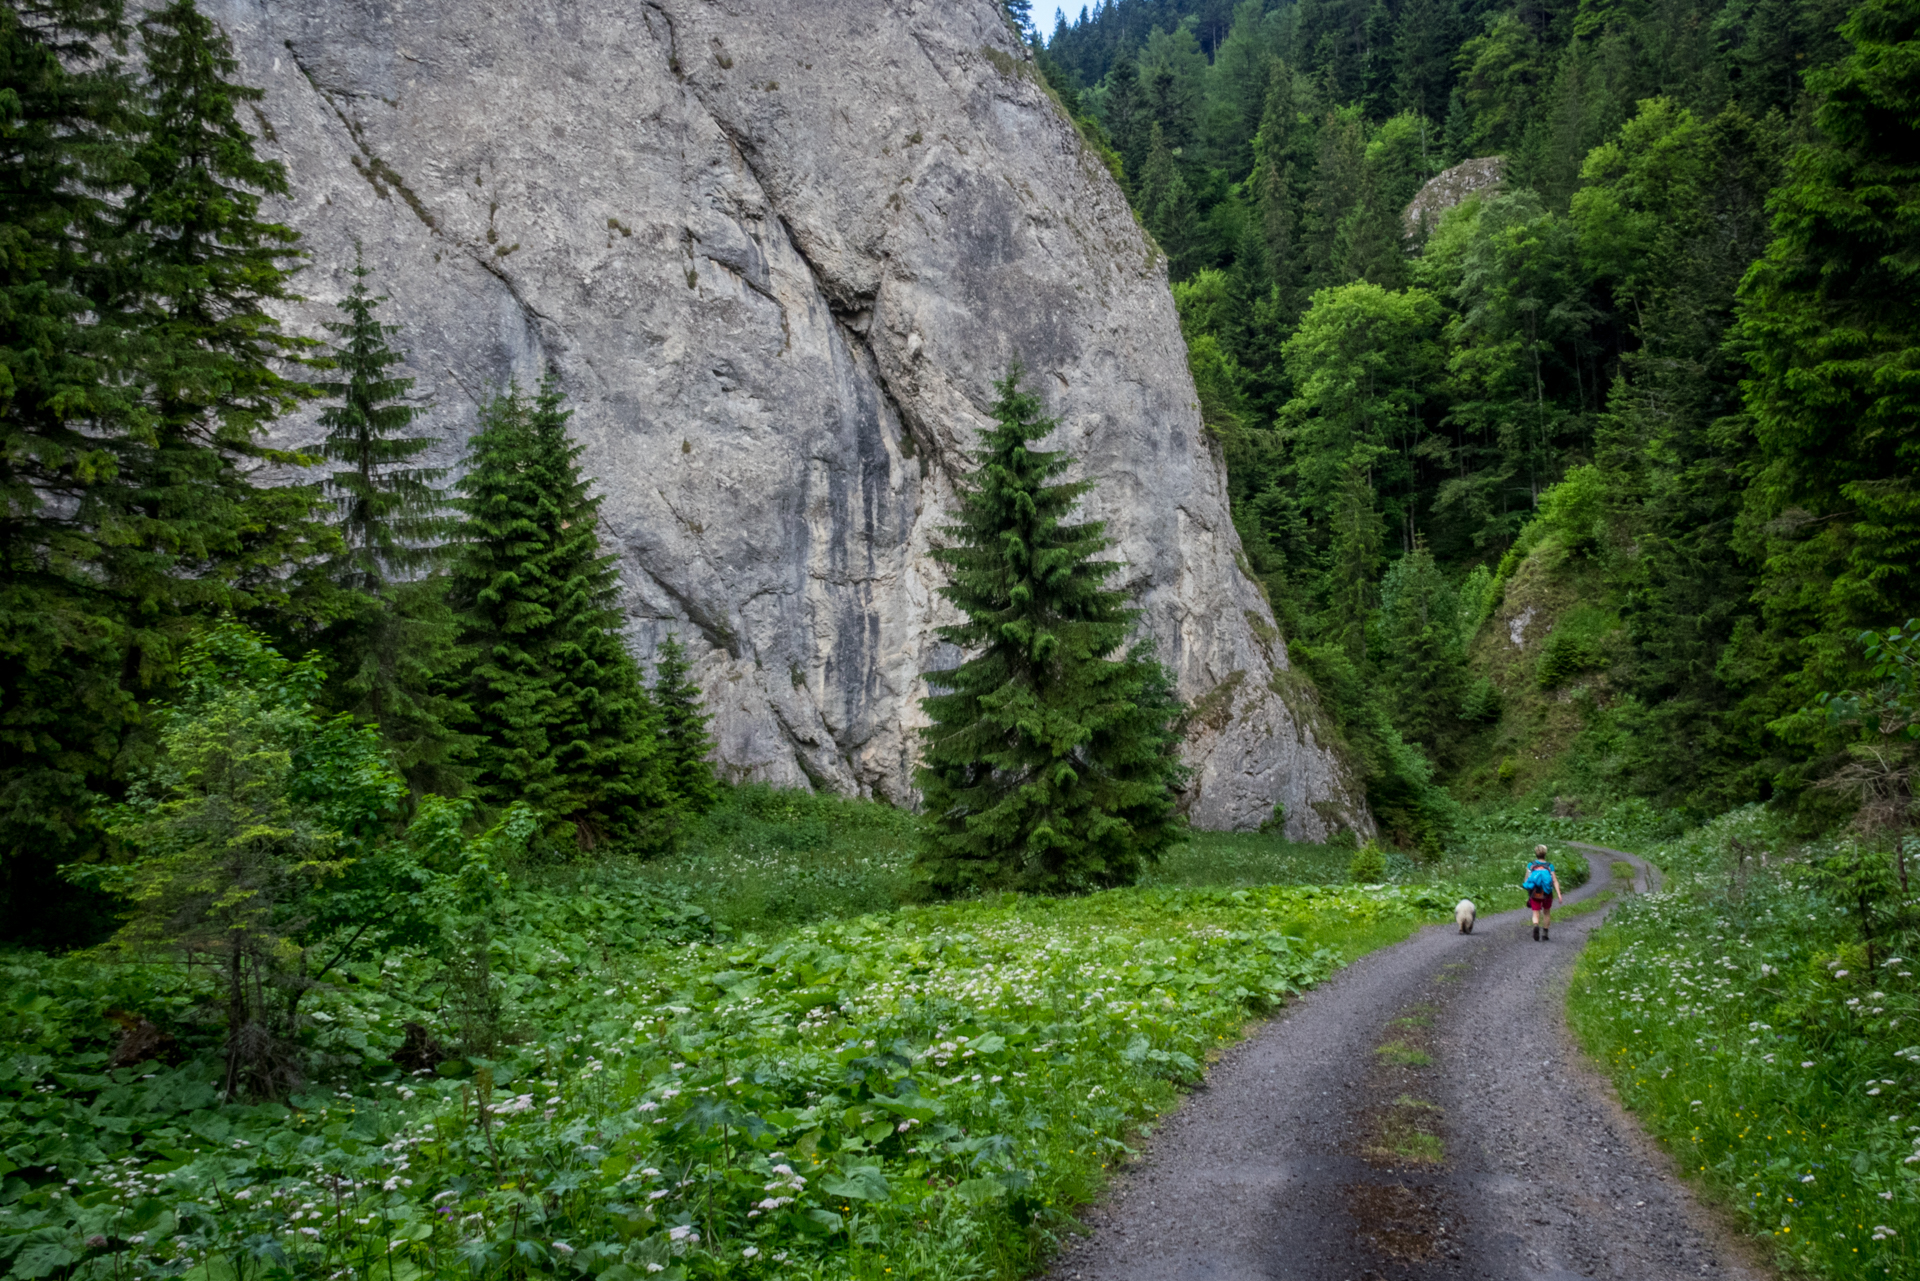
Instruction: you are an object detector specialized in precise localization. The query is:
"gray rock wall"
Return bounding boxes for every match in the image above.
[212,0,1371,838]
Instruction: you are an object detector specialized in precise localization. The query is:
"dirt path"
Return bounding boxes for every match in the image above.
[1046,846,1769,1281]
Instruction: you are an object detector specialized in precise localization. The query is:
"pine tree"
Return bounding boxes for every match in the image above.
[651,635,719,816]
[915,368,1187,895]
[1101,55,1150,189]
[2,0,327,939]
[1377,544,1467,753]
[313,250,466,793]
[0,0,145,941]
[445,379,674,853]
[109,0,329,628]
[318,249,447,591]
[1325,462,1383,658]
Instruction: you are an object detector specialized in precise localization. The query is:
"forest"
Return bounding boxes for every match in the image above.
[1026,0,1916,852]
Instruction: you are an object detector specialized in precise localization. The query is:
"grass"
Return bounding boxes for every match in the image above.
[1555,858,1637,921]
[1368,1095,1445,1164]
[1375,1042,1434,1066]
[602,786,1592,936]
[1156,827,1591,912]
[1568,807,1920,1280]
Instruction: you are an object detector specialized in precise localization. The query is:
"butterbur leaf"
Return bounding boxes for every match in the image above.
[820,1163,891,1202]
[11,1242,78,1280]
[950,1176,1006,1204]
[869,1092,939,1122]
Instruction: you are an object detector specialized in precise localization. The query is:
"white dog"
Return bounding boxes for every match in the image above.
[1455,899,1477,934]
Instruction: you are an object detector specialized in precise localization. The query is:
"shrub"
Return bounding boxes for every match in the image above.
[1349,841,1389,882]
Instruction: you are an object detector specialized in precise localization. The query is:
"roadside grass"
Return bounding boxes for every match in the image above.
[0,787,1490,1281]
[1569,807,1920,1280]
[1556,862,1636,921]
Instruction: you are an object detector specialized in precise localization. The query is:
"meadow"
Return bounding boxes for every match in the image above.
[0,788,1584,1281]
[1569,806,1920,1280]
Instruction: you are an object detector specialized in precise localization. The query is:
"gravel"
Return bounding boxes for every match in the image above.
[1046,848,1772,1281]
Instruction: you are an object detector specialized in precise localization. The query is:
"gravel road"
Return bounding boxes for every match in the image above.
[1046,845,1770,1281]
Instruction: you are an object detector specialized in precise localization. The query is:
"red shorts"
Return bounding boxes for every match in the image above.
[1529,891,1553,911]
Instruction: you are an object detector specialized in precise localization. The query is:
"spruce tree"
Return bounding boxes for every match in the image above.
[313,250,466,793]
[318,249,447,590]
[651,635,719,816]
[445,379,674,853]
[109,0,328,627]
[0,0,144,940]
[915,368,1187,896]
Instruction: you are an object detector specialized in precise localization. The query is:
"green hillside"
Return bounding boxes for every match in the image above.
[1028,0,1917,840]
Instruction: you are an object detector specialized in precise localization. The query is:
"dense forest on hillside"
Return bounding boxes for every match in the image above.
[1020,0,1917,848]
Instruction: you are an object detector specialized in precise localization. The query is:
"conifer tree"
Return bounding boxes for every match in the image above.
[1736,0,1920,718]
[109,0,328,626]
[651,635,719,816]
[318,249,447,591]
[313,250,465,793]
[445,379,674,853]
[2,0,326,937]
[1103,56,1150,189]
[0,0,144,939]
[916,368,1187,896]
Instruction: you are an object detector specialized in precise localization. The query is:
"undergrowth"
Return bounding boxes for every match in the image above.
[0,812,1476,1281]
[1570,807,1920,1279]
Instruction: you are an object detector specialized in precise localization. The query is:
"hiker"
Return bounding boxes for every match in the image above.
[1522,845,1562,942]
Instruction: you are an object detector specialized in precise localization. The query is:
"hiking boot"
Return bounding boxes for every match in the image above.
[1532,925,1540,941]
[1542,929,1550,941]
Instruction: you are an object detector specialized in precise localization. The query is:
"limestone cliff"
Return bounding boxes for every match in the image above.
[212,0,1370,837]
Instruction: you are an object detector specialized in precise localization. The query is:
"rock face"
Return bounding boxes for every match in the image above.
[1404,155,1505,236]
[211,0,1371,837]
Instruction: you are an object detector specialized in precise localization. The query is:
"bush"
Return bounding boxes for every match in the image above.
[1349,841,1389,883]
[1461,676,1503,722]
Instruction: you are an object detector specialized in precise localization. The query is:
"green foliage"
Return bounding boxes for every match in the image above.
[316,248,448,591]
[1043,0,1874,823]
[1376,545,1469,750]
[1348,840,1388,882]
[69,622,529,1097]
[1,850,1468,1281]
[0,0,146,944]
[445,380,675,855]
[1280,281,1442,550]
[651,634,720,818]
[1735,0,1920,743]
[1459,675,1503,723]
[0,0,332,944]
[915,368,1187,895]
[1571,814,1920,1278]
[312,251,467,794]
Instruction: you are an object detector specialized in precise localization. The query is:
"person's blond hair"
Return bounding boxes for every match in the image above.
[1534,844,1549,855]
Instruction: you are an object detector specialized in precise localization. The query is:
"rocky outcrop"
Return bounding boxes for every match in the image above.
[1404,155,1505,236]
[212,0,1371,837]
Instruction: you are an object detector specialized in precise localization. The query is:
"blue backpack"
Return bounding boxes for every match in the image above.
[1524,862,1554,894]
